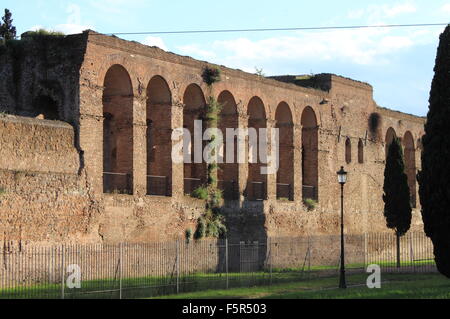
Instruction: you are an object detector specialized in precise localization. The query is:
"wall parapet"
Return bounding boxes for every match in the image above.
[0,115,80,174]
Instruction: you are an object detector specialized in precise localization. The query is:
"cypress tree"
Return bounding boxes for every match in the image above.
[418,25,450,278]
[383,137,412,268]
[0,9,16,41]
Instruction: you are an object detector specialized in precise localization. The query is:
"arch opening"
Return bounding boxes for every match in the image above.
[385,127,397,158]
[276,102,294,201]
[183,84,207,195]
[218,91,239,200]
[147,75,172,197]
[102,64,134,194]
[247,96,267,201]
[301,106,318,202]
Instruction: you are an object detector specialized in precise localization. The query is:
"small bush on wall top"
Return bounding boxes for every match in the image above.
[202,66,221,86]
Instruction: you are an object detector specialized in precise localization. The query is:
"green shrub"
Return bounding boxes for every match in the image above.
[303,198,317,211]
[202,66,221,86]
[205,97,223,125]
[194,217,207,240]
[211,189,223,207]
[192,186,208,200]
[21,29,65,38]
[185,229,193,244]
[0,187,6,196]
[193,67,228,240]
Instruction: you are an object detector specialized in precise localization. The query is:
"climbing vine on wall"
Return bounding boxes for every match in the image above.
[192,66,227,240]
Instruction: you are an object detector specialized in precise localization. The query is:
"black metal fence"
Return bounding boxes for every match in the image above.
[277,183,293,201]
[302,185,317,201]
[103,172,132,195]
[0,232,436,299]
[147,175,170,197]
[184,178,202,196]
[248,182,267,201]
[218,180,239,200]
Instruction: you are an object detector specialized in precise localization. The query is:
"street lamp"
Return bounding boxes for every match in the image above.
[337,166,347,289]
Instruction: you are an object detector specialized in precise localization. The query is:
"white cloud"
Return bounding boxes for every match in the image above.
[87,0,148,15]
[173,1,436,73]
[176,25,433,72]
[141,36,168,51]
[177,44,217,59]
[30,23,92,35]
[53,23,93,34]
[382,3,417,17]
[348,2,417,23]
[29,4,93,35]
[441,3,450,14]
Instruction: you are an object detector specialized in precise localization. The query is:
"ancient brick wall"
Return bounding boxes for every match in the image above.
[0,31,427,246]
[0,115,100,245]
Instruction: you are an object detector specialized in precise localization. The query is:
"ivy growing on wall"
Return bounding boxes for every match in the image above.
[192,66,227,240]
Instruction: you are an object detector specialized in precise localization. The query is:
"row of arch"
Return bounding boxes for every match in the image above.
[101,64,319,201]
[342,128,417,207]
[101,64,418,206]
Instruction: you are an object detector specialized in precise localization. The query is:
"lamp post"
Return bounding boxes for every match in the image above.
[337,166,347,289]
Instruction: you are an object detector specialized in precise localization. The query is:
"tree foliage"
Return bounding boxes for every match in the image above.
[201,66,221,86]
[383,137,412,237]
[418,25,450,278]
[0,9,16,42]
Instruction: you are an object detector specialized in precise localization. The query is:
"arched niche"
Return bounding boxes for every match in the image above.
[102,64,134,194]
[183,84,207,195]
[301,106,318,201]
[385,127,397,158]
[147,75,172,196]
[217,90,239,200]
[247,96,267,201]
[275,102,294,201]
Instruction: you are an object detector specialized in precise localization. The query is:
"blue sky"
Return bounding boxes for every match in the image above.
[3,0,450,116]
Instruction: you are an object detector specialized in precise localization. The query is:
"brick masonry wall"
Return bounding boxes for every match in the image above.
[0,115,100,245]
[0,31,427,247]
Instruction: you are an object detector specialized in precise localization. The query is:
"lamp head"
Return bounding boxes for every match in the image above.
[337,166,347,185]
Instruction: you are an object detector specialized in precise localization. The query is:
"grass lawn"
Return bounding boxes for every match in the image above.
[152,273,450,299]
[0,270,305,299]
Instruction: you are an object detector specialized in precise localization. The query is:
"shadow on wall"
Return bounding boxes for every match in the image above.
[0,34,88,124]
[33,94,59,120]
[217,198,268,273]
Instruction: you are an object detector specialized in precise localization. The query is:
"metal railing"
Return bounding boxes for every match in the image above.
[184,178,203,196]
[147,175,170,197]
[0,232,436,299]
[248,181,267,201]
[277,183,293,201]
[302,185,317,201]
[218,180,239,200]
[103,172,132,195]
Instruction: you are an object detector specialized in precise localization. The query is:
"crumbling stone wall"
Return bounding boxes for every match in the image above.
[0,115,99,244]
